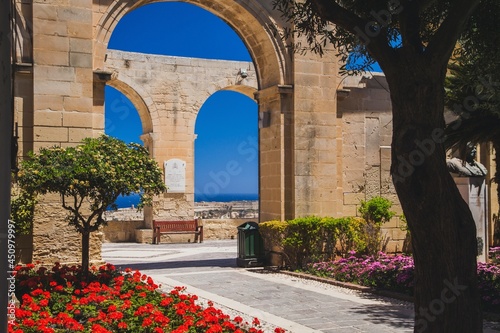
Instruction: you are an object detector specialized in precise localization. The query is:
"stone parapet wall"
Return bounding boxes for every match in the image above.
[102,220,145,243]
[103,218,256,244]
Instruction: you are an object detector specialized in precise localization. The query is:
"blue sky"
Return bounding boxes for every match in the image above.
[105,2,258,199]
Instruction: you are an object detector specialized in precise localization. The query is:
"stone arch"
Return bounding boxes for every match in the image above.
[221,85,258,100]
[106,75,155,135]
[93,0,290,90]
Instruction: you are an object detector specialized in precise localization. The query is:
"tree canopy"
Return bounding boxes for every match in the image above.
[271,0,492,331]
[17,135,166,273]
[273,0,481,76]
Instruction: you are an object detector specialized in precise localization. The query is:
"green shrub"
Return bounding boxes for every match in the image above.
[259,220,287,251]
[358,196,396,255]
[336,217,366,257]
[319,217,339,261]
[282,216,323,269]
[358,196,395,225]
[10,188,36,236]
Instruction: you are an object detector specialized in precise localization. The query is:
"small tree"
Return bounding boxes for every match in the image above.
[17,135,166,275]
[358,196,395,255]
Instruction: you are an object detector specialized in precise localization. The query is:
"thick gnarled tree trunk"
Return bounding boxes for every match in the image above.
[386,67,482,332]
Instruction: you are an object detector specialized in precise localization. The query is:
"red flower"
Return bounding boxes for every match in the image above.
[31,288,44,297]
[22,318,35,327]
[108,311,124,321]
[91,323,113,333]
[160,297,173,306]
[142,317,153,327]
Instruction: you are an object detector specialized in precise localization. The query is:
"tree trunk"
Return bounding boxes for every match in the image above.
[493,142,500,246]
[81,231,90,277]
[386,68,482,332]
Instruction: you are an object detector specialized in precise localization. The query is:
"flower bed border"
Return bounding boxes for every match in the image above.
[273,269,500,323]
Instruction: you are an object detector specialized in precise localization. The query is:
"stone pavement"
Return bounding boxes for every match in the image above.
[102,240,500,333]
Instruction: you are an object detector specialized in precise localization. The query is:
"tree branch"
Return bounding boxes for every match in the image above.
[413,0,438,11]
[425,0,481,68]
[308,0,397,68]
[399,1,424,53]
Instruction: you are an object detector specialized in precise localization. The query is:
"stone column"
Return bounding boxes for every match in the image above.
[32,0,96,149]
[256,85,293,222]
[30,0,102,265]
[292,51,343,218]
[153,113,196,220]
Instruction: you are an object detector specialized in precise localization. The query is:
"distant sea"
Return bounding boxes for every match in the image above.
[112,193,258,209]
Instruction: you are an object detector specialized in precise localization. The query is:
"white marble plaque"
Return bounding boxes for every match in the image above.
[164,159,186,193]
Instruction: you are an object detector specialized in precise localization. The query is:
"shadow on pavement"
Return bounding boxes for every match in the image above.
[349,304,414,330]
[112,258,237,271]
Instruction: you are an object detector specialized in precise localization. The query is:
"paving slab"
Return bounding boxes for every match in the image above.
[102,240,500,333]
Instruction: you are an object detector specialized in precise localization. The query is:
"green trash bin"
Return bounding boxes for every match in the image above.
[236,221,264,267]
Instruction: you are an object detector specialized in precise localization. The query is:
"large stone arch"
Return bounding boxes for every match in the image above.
[93,0,290,89]
[93,2,293,222]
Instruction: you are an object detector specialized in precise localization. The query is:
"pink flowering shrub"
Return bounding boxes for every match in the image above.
[490,247,500,264]
[307,251,500,312]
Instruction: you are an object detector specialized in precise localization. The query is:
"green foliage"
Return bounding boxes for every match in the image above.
[282,216,323,269]
[358,196,395,226]
[258,220,287,251]
[335,217,366,257]
[271,0,479,76]
[358,197,395,255]
[10,188,36,236]
[17,135,166,272]
[261,216,369,269]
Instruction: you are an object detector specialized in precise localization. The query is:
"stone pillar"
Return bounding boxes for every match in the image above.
[292,51,343,218]
[256,85,293,222]
[153,115,195,220]
[30,0,102,265]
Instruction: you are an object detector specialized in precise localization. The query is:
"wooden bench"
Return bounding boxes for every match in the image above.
[153,219,203,244]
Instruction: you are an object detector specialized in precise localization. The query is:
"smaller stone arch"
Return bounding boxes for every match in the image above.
[220,85,258,101]
[106,75,155,135]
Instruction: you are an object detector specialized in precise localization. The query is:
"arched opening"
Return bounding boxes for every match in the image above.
[194,90,258,219]
[104,86,144,209]
[104,86,142,144]
[94,0,289,87]
[95,0,295,226]
[102,1,264,238]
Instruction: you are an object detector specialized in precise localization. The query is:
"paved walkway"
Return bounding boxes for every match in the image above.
[102,240,500,333]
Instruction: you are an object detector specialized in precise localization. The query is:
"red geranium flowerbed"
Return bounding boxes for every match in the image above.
[9,263,285,333]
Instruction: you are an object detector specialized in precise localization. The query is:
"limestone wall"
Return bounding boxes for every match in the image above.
[103,217,255,244]
[102,220,145,243]
[338,74,406,252]
[32,195,103,265]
